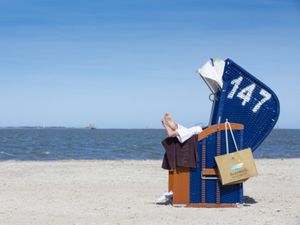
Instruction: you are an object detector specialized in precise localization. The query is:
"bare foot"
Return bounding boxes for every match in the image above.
[161,120,178,137]
[164,113,178,130]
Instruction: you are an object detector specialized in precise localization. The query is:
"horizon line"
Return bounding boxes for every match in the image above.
[0,126,296,130]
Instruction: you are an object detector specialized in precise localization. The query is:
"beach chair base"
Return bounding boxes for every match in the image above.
[186,203,238,208]
[168,124,244,208]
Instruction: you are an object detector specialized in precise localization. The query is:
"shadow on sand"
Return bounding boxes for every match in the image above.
[243,195,257,206]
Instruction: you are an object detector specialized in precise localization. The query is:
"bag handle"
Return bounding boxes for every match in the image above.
[225,119,239,154]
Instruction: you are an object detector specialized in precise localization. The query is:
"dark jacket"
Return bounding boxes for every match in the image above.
[161,135,198,170]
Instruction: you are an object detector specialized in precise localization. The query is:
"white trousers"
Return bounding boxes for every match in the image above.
[176,124,203,143]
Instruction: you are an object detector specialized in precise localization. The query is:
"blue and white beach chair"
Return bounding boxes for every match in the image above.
[168,58,280,207]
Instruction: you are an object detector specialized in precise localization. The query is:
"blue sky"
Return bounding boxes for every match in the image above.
[0,0,299,128]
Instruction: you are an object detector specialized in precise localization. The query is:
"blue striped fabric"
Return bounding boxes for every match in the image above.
[189,129,243,204]
[211,59,280,151]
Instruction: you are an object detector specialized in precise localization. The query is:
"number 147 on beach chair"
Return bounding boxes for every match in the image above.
[168,58,280,207]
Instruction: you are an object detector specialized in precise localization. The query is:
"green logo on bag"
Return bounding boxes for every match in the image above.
[230,163,244,171]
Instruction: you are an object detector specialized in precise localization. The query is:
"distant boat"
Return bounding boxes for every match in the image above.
[86,123,96,130]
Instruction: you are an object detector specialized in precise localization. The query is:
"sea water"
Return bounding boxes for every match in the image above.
[0,128,299,160]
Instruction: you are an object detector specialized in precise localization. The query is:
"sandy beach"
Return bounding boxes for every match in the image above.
[0,159,299,225]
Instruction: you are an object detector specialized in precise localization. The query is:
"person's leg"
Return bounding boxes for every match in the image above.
[162,113,202,142]
[176,124,202,143]
[161,120,179,137]
[164,113,178,130]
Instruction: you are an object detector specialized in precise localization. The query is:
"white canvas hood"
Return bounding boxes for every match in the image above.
[197,58,225,94]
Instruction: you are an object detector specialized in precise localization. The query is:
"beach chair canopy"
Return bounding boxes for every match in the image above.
[198,58,280,151]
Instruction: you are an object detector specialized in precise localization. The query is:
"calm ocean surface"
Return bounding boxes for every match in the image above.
[0,129,299,161]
